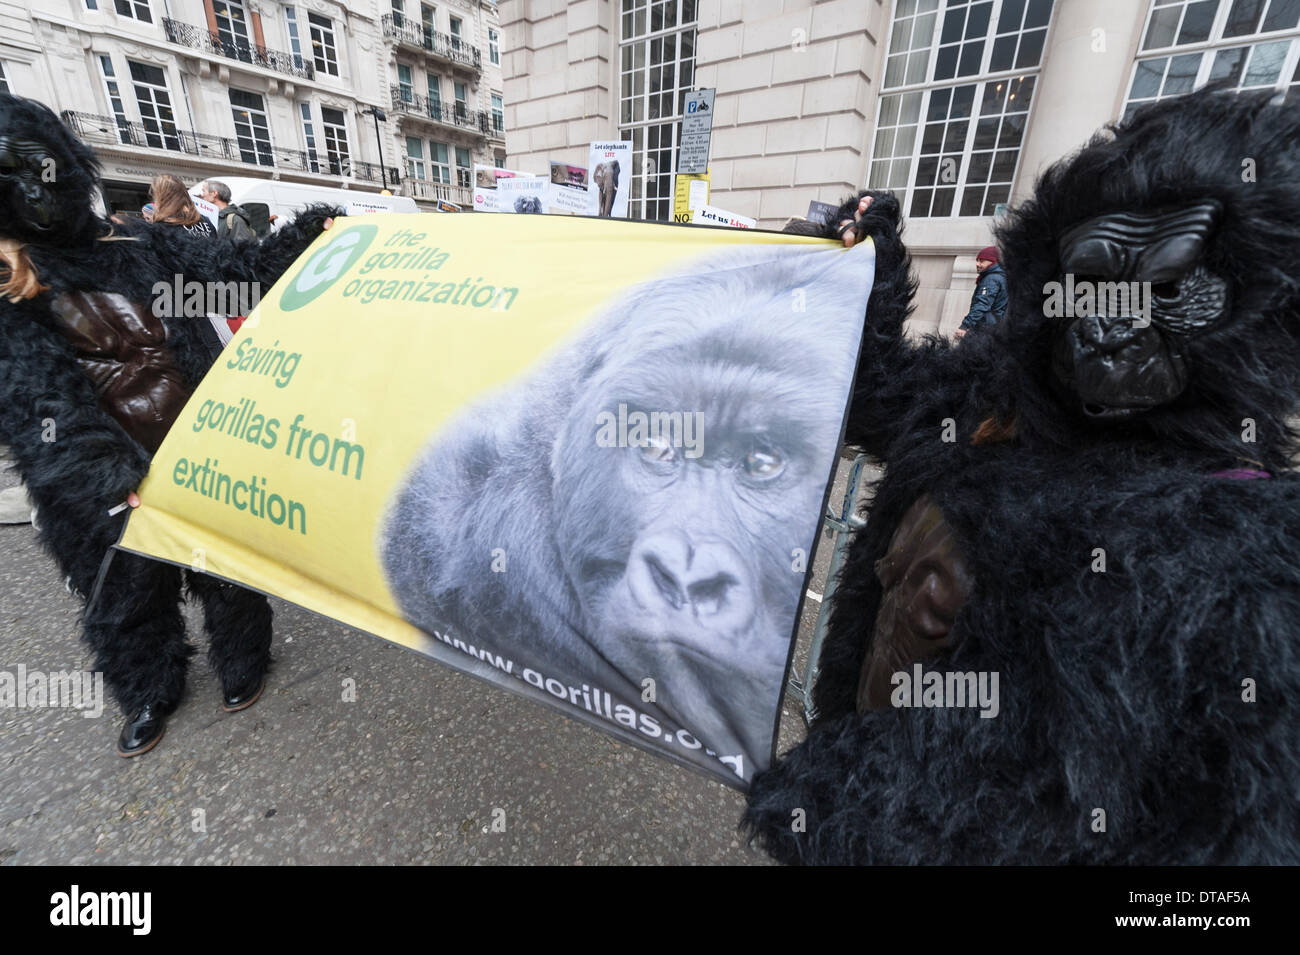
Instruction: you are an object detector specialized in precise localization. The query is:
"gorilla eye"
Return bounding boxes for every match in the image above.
[1152,280,1181,300]
[640,434,677,465]
[743,445,785,480]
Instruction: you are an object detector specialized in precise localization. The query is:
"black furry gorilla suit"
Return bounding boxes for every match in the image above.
[0,95,335,734]
[744,89,1300,864]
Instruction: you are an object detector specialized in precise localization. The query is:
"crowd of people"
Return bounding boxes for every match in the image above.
[124,173,266,241]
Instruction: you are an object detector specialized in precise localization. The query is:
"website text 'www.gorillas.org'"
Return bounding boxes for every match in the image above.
[425,627,745,778]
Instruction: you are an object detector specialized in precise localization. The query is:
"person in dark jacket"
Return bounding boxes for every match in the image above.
[201,179,257,242]
[954,244,1006,340]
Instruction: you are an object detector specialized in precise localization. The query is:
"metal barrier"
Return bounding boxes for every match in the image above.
[787,453,872,726]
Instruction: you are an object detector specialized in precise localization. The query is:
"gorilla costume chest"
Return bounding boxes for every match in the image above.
[39,290,192,453]
[844,441,1300,720]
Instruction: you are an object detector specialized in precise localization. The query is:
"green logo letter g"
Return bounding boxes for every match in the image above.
[280,224,377,311]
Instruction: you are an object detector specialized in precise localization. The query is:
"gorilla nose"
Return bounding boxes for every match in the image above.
[628,531,756,628]
[1079,313,1140,353]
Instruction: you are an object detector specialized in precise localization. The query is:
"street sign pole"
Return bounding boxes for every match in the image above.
[678,89,715,175]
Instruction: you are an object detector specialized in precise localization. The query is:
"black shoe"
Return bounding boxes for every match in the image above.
[222,674,265,712]
[117,704,166,757]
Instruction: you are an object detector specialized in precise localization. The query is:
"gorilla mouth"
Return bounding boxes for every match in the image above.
[1056,318,1188,422]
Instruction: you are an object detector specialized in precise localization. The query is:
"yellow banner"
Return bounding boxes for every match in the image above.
[120,213,873,786]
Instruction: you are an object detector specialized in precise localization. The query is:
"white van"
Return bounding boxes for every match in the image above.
[189,177,419,231]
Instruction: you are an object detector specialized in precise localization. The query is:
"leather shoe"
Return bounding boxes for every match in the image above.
[222,674,265,712]
[117,704,166,757]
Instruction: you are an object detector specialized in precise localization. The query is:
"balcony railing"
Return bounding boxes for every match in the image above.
[390,86,490,135]
[163,18,314,81]
[61,111,399,186]
[381,14,482,71]
[401,179,472,206]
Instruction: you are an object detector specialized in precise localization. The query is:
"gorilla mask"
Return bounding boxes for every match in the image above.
[0,94,100,244]
[1050,201,1227,421]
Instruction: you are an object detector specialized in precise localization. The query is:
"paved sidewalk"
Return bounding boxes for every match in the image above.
[0,461,857,864]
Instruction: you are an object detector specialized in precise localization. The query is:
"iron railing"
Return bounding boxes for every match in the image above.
[61,111,399,186]
[381,14,482,71]
[401,179,472,205]
[389,86,491,135]
[163,18,315,80]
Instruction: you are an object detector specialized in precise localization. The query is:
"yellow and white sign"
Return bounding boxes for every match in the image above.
[120,214,874,786]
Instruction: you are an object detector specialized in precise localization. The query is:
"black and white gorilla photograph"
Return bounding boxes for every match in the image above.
[380,240,874,781]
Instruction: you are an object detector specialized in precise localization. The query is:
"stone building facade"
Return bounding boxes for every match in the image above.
[0,0,507,212]
[497,0,1300,333]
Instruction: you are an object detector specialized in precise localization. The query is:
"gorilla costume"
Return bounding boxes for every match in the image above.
[744,89,1300,864]
[0,94,336,754]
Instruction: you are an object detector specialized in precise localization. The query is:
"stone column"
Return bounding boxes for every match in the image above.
[1011,0,1149,203]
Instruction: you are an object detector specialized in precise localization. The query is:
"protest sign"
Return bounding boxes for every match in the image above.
[588,142,631,218]
[119,215,873,786]
[692,204,757,229]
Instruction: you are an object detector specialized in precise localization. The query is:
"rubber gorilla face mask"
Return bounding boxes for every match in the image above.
[1049,201,1228,421]
[0,137,61,235]
[0,135,94,244]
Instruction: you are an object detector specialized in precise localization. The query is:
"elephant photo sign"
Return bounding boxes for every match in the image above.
[118,213,873,786]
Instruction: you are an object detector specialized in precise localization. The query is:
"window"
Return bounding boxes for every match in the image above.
[619,0,699,220]
[869,0,1053,219]
[321,106,349,175]
[422,5,436,48]
[0,62,9,96]
[406,136,425,179]
[129,60,179,150]
[309,12,339,76]
[114,0,152,22]
[85,0,98,9]
[427,75,442,116]
[429,140,450,183]
[454,80,467,120]
[285,8,306,69]
[398,64,414,102]
[213,1,252,60]
[391,0,405,28]
[299,102,320,172]
[97,56,131,144]
[1126,0,1300,115]
[494,154,504,168]
[230,88,273,166]
[883,0,1052,90]
[449,16,462,51]
[491,93,503,132]
[489,28,500,64]
[455,145,471,187]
